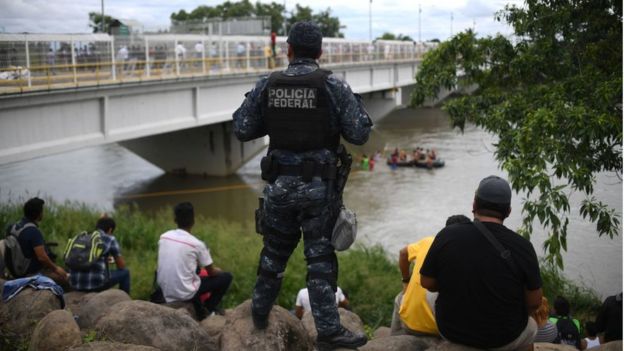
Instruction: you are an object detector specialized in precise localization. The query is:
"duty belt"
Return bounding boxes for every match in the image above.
[276,162,337,180]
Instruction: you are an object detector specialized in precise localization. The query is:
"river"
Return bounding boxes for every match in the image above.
[0,107,621,299]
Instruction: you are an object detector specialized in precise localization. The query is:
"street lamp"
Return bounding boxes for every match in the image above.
[101,0,105,33]
[369,0,372,42]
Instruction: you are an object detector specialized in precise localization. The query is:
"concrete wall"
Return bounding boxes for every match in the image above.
[0,60,421,174]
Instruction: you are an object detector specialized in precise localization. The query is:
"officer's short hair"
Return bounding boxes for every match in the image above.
[23,197,45,221]
[287,21,323,59]
[174,202,195,228]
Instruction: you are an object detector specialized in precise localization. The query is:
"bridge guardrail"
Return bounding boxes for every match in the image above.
[0,34,437,95]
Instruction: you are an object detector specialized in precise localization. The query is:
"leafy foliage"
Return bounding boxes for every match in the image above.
[376,32,414,41]
[88,12,117,34]
[170,1,343,37]
[411,0,622,268]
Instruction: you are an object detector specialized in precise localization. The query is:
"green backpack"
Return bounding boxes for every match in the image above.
[63,231,104,271]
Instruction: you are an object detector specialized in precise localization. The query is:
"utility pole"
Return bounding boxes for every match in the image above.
[369,0,372,42]
[418,3,422,42]
[450,12,454,38]
[101,0,105,33]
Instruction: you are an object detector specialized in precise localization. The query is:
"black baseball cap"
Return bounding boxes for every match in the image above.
[476,175,512,204]
[287,21,323,52]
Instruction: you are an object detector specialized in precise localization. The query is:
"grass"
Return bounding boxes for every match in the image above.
[0,199,401,329]
[0,200,602,332]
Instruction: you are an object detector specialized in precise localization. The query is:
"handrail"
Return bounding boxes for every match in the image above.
[0,34,435,95]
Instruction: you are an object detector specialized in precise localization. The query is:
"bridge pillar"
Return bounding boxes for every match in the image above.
[120,121,267,176]
[361,89,402,123]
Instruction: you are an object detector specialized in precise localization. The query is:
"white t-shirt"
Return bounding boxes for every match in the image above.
[295,287,346,312]
[157,229,213,302]
[585,337,600,349]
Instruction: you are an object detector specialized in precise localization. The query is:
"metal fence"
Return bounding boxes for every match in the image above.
[0,33,436,94]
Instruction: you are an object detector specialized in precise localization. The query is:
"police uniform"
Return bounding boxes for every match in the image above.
[232,22,371,341]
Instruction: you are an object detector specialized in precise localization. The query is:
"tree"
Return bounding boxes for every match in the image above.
[411,0,622,268]
[88,12,116,34]
[170,1,286,35]
[255,2,286,34]
[287,5,343,37]
[377,32,414,41]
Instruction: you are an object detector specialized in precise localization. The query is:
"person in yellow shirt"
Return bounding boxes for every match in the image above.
[391,214,471,336]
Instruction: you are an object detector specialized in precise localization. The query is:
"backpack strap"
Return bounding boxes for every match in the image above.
[473,219,520,276]
[9,222,36,238]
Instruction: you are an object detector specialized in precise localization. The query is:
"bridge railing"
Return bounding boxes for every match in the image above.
[0,33,437,95]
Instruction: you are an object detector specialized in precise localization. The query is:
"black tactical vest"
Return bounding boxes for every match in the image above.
[263,68,339,152]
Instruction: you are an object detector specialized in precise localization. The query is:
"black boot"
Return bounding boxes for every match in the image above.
[316,326,367,350]
[251,309,268,330]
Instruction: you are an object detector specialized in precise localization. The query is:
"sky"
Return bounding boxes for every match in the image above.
[0,0,524,41]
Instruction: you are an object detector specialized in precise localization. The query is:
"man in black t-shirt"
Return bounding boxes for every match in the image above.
[420,176,542,350]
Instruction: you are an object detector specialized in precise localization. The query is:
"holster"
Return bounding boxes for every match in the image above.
[255,197,265,235]
[260,154,279,182]
[335,145,352,194]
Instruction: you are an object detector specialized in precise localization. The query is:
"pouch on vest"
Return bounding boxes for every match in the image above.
[64,231,105,271]
[331,206,357,251]
[4,222,35,278]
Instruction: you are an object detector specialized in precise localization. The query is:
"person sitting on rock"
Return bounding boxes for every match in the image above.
[4,197,68,286]
[69,216,130,294]
[157,202,233,320]
[295,286,350,319]
[391,214,471,337]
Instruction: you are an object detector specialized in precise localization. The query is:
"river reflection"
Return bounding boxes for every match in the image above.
[0,107,621,298]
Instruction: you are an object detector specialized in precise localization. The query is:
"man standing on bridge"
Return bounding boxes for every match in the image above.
[232,21,372,350]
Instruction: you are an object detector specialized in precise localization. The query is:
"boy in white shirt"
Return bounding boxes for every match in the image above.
[295,287,349,319]
[157,202,232,320]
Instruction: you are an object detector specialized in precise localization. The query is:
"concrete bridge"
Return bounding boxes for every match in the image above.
[0,34,435,175]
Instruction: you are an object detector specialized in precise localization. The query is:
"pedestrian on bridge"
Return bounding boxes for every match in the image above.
[233,20,372,350]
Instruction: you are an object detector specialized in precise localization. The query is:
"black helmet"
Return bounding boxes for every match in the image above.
[287,21,323,55]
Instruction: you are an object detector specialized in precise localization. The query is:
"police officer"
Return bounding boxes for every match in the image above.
[233,21,371,350]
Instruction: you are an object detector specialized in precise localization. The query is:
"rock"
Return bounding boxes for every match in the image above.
[200,314,226,350]
[426,340,488,351]
[64,291,96,319]
[29,310,82,351]
[373,326,391,339]
[301,307,365,341]
[0,287,62,343]
[68,341,160,351]
[597,341,623,351]
[534,343,578,351]
[78,289,131,330]
[163,300,196,320]
[95,300,214,351]
[220,300,313,351]
[362,335,440,351]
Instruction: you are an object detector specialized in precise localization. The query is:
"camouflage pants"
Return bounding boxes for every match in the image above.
[252,176,340,337]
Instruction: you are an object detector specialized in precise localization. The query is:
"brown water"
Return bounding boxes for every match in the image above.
[0,107,621,298]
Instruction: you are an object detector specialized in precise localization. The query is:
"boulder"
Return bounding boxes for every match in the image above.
[533,343,578,351]
[95,300,214,351]
[69,341,160,351]
[29,310,82,351]
[597,341,623,351]
[200,314,226,350]
[77,289,131,330]
[163,300,196,320]
[220,300,313,351]
[64,291,96,319]
[373,326,391,339]
[424,341,484,351]
[0,287,63,343]
[301,307,365,341]
[362,335,440,351]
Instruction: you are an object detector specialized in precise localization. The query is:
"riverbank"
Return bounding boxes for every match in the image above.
[0,200,603,327]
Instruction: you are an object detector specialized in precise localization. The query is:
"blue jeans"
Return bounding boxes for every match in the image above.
[106,269,131,294]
